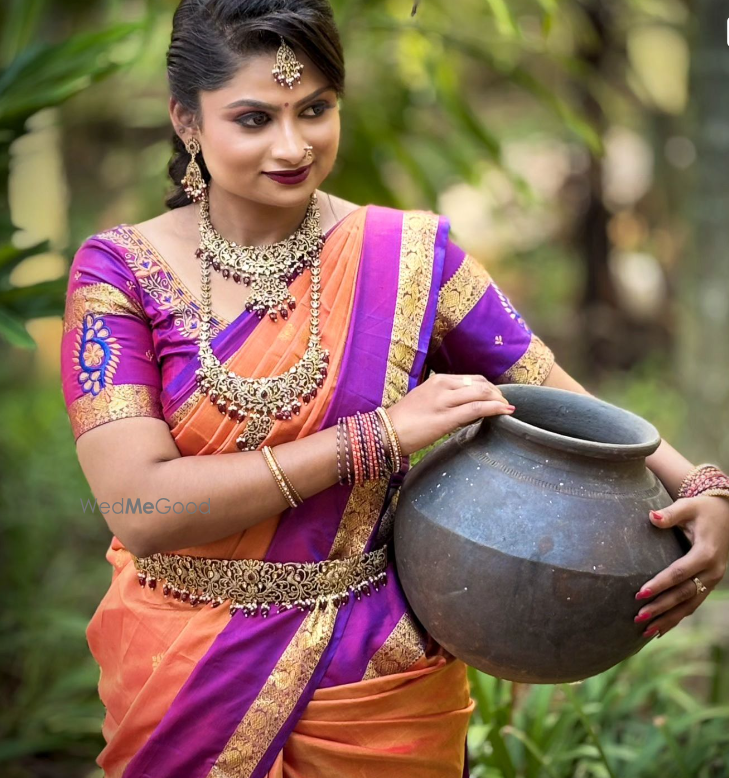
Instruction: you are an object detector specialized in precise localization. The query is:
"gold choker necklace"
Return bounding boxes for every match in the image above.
[194,197,330,451]
[195,193,324,322]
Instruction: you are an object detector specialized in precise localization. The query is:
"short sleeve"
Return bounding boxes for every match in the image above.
[427,234,555,384]
[60,237,164,441]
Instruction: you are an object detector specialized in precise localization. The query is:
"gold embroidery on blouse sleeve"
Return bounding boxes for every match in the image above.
[430,254,492,353]
[68,384,163,439]
[362,611,428,681]
[494,333,555,385]
[207,605,338,778]
[63,283,145,334]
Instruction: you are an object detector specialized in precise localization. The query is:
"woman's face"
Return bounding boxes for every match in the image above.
[174,49,340,208]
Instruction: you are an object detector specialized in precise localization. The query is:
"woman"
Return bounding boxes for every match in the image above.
[60,1,729,776]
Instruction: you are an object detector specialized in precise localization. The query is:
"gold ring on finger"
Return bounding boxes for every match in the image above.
[463,376,473,386]
[693,576,707,595]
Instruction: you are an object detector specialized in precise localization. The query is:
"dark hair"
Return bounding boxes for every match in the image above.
[165,0,346,209]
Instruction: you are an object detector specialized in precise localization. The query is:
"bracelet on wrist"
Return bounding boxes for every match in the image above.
[677,462,729,502]
[262,445,303,508]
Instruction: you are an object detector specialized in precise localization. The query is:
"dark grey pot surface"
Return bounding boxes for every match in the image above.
[393,384,687,683]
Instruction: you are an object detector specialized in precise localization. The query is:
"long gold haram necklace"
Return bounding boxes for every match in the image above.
[194,200,330,452]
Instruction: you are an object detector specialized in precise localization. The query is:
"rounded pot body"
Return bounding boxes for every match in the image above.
[394,384,687,683]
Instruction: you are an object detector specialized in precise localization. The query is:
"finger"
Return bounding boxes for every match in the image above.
[635,566,711,625]
[446,373,490,390]
[648,497,697,528]
[452,399,515,426]
[639,569,713,639]
[635,541,714,600]
[446,381,509,408]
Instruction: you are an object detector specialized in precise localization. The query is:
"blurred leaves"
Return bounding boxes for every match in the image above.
[0,0,142,349]
[1,381,107,773]
[3,1,727,776]
[467,615,729,776]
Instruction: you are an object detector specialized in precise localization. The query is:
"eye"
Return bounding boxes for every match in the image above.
[306,102,332,119]
[236,112,269,128]
[302,101,331,118]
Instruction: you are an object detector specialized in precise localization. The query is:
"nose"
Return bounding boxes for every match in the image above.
[270,116,307,166]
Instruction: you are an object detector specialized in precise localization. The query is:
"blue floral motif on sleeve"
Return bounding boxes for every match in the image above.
[73,313,121,396]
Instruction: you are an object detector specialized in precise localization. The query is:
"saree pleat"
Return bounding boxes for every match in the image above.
[268,654,475,778]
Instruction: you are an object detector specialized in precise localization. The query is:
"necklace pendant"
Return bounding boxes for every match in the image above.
[235,414,274,451]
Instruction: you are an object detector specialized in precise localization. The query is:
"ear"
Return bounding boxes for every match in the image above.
[169,97,198,140]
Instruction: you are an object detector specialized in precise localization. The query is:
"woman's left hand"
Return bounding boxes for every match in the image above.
[634,496,729,638]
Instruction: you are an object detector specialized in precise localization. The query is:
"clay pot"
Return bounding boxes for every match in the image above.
[393,384,687,683]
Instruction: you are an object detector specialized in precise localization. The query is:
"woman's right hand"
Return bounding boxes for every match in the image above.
[386,373,515,457]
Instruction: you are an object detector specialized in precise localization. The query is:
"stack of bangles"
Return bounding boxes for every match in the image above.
[336,406,402,487]
[260,406,403,508]
[677,463,729,501]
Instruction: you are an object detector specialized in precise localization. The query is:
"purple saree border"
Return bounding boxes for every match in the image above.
[318,212,452,686]
[248,589,355,778]
[265,205,407,563]
[123,605,309,778]
[362,211,450,557]
[123,205,412,778]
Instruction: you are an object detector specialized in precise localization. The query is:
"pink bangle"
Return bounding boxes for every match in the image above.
[678,463,729,500]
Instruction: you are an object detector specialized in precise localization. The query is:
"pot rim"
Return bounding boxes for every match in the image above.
[490,384,662,461]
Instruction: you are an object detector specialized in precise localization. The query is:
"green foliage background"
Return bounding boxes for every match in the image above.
[1,1,727,776]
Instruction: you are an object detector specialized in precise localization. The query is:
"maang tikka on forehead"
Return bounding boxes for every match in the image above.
[271,36,304,88]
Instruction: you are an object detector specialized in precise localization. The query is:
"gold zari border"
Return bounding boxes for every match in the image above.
[63,282,145,334]
[68,383,163,440]
[134,545,388,617]
[495,333,555,385]
[430,253,492,353]
[207,604,338,778]
[362,610,428,681]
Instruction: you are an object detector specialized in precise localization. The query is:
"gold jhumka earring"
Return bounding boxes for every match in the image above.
[181,137,207,203]
[271,37,304,88]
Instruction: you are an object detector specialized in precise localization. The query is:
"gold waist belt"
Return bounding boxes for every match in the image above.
[133,545,389,618]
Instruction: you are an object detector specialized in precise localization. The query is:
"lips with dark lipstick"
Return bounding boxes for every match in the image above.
[265,164,311,176]
[263,163,313,185]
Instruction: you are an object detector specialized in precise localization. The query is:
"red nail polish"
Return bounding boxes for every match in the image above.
[635,588,653,600]
[643,626,659,638]
[650,511,663,522]
[634,612,651,623]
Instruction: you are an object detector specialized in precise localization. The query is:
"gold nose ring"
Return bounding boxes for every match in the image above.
[304,145,313,159]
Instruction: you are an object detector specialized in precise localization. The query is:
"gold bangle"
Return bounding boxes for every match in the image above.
[700,488,729,501]
[262,446,302,508]
[262,446,296,508]
[374,406,402,473]
[270,446,303,505]
[378,406,402,468]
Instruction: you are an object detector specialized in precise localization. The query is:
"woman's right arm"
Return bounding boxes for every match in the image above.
[76,372,513,557]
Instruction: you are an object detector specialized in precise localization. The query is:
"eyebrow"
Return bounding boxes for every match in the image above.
[224,85,335,111]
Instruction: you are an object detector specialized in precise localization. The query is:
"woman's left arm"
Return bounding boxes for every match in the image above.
[542,362,729,638]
